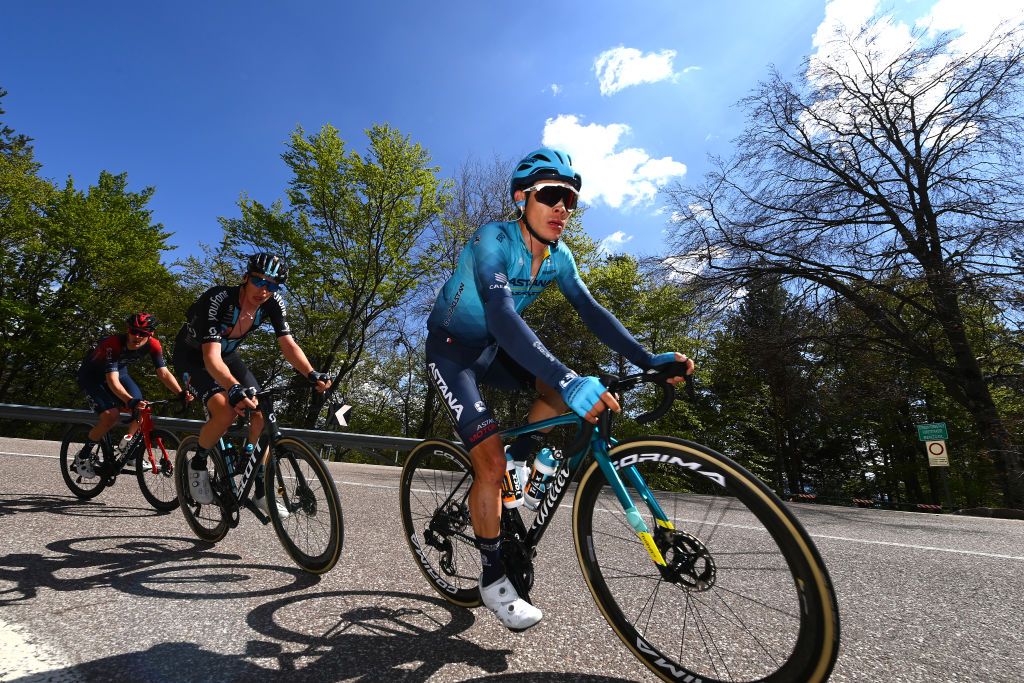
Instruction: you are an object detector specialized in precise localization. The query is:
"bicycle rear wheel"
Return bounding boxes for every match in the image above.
[59,424,107,499]
[173,435,229,542]
[136,429,180,513]
[572,436,840,683]
[264,437,344,574]
[399,439,481,607]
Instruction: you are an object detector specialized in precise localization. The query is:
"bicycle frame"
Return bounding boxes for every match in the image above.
[217,391,286,511]
[501,409,671,567]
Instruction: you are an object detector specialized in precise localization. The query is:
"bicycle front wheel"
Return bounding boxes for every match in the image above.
[173,435,229,543]
[59,424,107,499]
[136,429,180,513]
[265,438,343,574]
[573,436,840,683]
[399,439,481,607]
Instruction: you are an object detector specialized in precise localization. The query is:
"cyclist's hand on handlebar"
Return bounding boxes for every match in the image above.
[228,384,259,415]
[179,389,195,404]
[649,352,695,385]
[562,375,620,424]
[307,370,331,394]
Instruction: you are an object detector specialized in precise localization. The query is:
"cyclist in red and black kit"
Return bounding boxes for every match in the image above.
[172,253,330,517]
[74,313,190,478]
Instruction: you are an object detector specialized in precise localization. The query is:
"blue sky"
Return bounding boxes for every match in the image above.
[3,1,1017,262]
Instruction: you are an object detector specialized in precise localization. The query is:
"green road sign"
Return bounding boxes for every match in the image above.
[916,422,948,441]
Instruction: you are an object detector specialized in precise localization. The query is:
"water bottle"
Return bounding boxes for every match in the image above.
[524,447,559,510]
[222,439,237,475]
[501,449,524,509]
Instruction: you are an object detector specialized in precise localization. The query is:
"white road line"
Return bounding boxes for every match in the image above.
[5,449,1023,561]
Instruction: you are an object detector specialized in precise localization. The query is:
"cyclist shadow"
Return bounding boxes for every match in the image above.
[0,493,164,519]
[0,534,317,607]
[243,589,514,680]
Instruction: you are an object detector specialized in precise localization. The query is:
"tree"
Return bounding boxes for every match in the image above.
[212,123,450,429]
[667,21,1024,507]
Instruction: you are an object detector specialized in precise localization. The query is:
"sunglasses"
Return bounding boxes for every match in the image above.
[250,275,283,293]
[526,184,579,211]
[128,329,152,338]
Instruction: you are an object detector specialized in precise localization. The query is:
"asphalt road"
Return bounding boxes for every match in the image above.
[1,435,1022,682]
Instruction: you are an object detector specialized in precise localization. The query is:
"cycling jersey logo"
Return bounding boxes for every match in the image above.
[474,400,486,413]
[490,273,509,291]
[427,362,463,420]
[442,283,464,328]
[559,372,578,389]
[533,341,555,363]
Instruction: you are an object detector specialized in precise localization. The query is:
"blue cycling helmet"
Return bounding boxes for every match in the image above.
[509,147,582,201]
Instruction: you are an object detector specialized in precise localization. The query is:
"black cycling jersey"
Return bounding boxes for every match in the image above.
[177,285,291,355]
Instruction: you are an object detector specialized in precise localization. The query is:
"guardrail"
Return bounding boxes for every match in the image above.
[0,402,421,465]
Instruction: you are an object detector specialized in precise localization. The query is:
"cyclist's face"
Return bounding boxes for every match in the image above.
[517,182,575,243]
[126,331,150,349]
[244,272,277,305]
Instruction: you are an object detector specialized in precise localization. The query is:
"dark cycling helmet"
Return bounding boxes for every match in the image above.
[247,252,288,283]
[126,312,158,334]
[509,147,582,201]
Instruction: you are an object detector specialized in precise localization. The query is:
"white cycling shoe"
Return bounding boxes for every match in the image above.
[253,494,290,520]
[73,451,96,479]
[188,464,214,504]
[479,574,543,632]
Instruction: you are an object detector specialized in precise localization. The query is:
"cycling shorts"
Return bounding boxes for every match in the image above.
[173,343,260,405]
[77,368,143,414]
[425,329,534,447]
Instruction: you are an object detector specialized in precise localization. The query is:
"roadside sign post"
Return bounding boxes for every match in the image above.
[918,423,954,509]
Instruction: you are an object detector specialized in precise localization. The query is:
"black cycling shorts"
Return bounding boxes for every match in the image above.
[173,341,260,406]
[425,329,534,447]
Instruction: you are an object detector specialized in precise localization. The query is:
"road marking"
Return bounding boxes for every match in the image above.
[5,449,1023,561]
[0,617,81,682]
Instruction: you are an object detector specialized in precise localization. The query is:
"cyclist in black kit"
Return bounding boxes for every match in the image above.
[173,253,330,515]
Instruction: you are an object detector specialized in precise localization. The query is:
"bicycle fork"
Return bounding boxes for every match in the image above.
[591,440,672,567]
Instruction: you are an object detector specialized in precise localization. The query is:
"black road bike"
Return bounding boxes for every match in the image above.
[60,400,181,512]
[400,364,840,682]
[173,388,343,574]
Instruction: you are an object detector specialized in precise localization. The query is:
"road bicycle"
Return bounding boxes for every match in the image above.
[60,400,181,512]
[400,363,840,682]
[174,388,343,574]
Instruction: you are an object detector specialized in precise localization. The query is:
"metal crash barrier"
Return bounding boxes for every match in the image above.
[0,403,421,466]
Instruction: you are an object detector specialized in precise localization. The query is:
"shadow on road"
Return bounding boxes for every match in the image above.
[0,534,318,606]
[0,493,162,519]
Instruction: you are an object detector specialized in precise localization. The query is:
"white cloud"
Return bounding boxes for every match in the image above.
[549,83,562,96]
[542,114,687,209]
[594,46,677,96]
[598,230,634,256]
[806,0,1024,147]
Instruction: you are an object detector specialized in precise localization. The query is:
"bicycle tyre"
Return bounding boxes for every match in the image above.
[135,428,180,513]
[59,424,108,500]
[572,436,840,683]
[173,435,229,542]
[264,437,344,574]
[399,439,481,607]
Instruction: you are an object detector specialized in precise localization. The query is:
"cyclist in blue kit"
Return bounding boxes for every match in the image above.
[425,147,694,631]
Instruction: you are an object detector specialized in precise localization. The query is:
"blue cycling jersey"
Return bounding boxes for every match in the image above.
[427,220,653,391]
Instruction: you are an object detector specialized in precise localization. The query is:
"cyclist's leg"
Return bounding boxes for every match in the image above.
[118,370,144,438]
[79,376,120,443]
[173,345,233,503]
[425,333,541,630]
[480,349,559,479]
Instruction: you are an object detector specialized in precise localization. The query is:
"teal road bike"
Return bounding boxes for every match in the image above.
[400,362,840,682]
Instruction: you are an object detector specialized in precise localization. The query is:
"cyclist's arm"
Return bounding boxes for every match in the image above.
[278,336,331,392]
[555,253,655,369]
[201,342,242,389]
[104,371,136,405]
[473,231,575,390]
[154,366,185,395]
